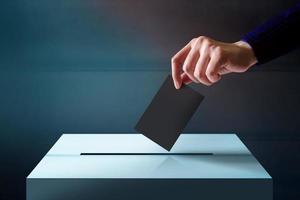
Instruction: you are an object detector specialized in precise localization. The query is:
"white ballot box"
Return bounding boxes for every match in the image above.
[27,134,272,200]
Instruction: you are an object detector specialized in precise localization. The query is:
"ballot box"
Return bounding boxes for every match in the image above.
[27,134,272,200]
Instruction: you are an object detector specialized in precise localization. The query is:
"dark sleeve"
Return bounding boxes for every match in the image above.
[241,3,300,64]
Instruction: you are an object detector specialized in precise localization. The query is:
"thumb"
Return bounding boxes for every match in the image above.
[218,67,231,75]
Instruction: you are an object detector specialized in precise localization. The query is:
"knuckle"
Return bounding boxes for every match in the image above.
[190,38,197,44]
[195,37,203,44]
[214,46,223,56]
[198,36,210,43]
[205,40,212,48]
[195,36,206,47]
[198,36,206,42]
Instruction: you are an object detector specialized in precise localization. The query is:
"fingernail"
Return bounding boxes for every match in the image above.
[174,81,181,89]
[178,81,182,89]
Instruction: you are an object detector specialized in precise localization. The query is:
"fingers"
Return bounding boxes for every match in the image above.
[171,42,192,89]
[206,51,222,83]
[194,50,212,86]
[182,47,200,83]
[172,36,231,88]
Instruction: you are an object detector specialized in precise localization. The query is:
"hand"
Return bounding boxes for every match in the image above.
[171,36,257,89]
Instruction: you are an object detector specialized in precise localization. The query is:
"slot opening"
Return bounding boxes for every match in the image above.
[80,153,213,155]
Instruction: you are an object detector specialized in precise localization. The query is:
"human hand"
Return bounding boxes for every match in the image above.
[171,36,257,89]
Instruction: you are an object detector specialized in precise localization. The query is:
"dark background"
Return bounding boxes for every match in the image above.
[1,0,300,199]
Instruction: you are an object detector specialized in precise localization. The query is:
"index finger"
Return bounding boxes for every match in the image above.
[171,42,192,89]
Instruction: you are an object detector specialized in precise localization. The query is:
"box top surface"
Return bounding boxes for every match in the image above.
[28,134,271,179]
[47,134,250,155]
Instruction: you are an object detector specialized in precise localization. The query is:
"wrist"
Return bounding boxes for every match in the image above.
[235,40,258,67]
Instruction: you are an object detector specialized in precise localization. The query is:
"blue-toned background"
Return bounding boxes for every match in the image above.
[1,1,300,199]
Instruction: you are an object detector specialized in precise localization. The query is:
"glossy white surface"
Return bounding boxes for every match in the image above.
[47,134,250,155]
[28,134,271,179]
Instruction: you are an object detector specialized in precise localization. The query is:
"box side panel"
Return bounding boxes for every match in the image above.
[27,179,272,200]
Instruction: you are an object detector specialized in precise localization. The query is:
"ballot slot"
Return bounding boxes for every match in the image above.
[80,153,214,155]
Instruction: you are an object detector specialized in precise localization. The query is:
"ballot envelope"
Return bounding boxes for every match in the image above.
[27,134,272,200]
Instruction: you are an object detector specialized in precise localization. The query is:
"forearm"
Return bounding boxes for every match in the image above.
[242,3,300,64]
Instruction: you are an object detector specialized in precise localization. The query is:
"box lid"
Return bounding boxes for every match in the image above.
[28,134,271,179]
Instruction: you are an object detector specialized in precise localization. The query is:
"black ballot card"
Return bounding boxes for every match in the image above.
[135,75,204,151]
